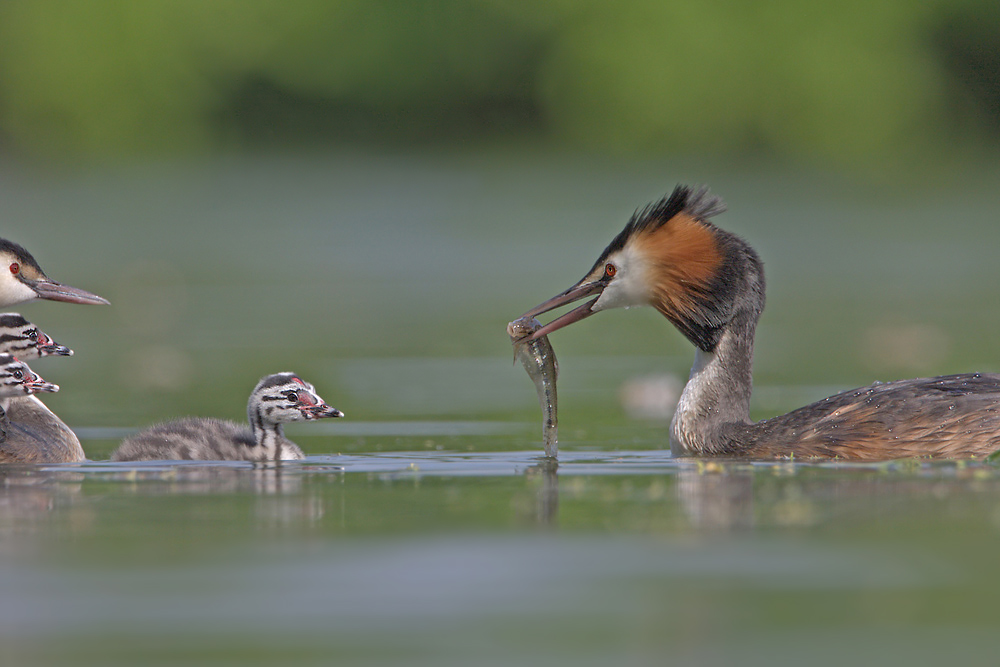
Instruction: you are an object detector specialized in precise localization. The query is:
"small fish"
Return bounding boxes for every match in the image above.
[507,316,558,458]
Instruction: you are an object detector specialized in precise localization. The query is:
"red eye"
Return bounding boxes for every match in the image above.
[604,263,616,278]
[9,262,19,275]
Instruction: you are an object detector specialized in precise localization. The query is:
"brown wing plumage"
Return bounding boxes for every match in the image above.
[0,397,85,464]
[729,373,1000,459]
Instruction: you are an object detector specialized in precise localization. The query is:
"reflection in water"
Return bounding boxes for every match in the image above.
[106,462,309,495]
[525,459,559,528]
[0,468,91,555]
[672,457,1000,532]
[3,453,1000,564]
[0,462,348,554]
[676,463,755,531]
[104,462,339,526]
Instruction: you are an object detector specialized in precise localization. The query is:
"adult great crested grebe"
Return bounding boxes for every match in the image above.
[0,235,105,463]
[521,185,1000,460]
[111,373,344,462]
[0,238,109,306]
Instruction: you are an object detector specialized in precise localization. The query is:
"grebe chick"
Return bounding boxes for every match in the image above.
[0,313,73,358]
[0,313,84,463]
[111,373,344,462]
[0,354,62,463]
[522,185,1000,460]
[0,238,109,306]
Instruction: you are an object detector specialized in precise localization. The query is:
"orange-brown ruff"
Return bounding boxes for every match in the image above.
[522,185,1000,460]
[643,211,725,329]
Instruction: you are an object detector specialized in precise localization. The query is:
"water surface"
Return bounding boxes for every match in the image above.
[5,152,1000,665]
[4,450,1000,666]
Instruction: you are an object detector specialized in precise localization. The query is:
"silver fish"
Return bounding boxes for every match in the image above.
[507,316,558,458]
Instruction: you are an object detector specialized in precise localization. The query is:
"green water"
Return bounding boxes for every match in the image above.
[5,455,1000,666]
[4,152,1000,665]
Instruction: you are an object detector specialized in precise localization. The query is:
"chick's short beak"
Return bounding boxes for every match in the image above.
[307,404,345,420]
[23,371,59,394]
[36,332,73,357]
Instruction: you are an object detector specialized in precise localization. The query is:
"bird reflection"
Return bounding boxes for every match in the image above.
[0,467,88,554]
[525,458,559,528]
[109,462,340,525]
[676,463,754,531]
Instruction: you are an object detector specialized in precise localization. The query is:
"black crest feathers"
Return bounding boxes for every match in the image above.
[592,185,726,270]
[0,239,46,276]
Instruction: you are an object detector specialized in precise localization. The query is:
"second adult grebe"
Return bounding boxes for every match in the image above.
[521,185,1000,460]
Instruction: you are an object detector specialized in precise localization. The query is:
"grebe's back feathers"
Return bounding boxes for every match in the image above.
[736,373,1000,459]
[0,399,87,463]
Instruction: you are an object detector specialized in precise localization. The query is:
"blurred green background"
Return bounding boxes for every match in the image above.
[3,0,1000,442]
[2,0,1000,166]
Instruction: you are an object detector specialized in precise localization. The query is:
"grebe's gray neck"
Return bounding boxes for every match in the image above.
[257,424,286,460]
[249,403,290,461]
[670,307,757,455]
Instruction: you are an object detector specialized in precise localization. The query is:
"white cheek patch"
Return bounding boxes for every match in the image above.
[0,277,38,306]
[592,246,651,312]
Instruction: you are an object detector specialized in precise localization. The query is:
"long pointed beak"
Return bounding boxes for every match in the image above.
[29,279,110,305]
[521,279,605,340]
